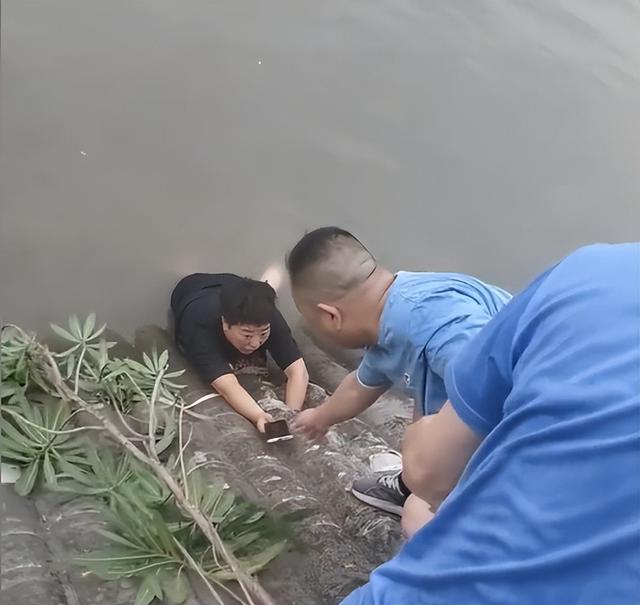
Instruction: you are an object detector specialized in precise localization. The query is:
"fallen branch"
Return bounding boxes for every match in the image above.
[33,343,275,605]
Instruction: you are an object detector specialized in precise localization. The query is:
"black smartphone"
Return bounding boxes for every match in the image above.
[264,419,293,444]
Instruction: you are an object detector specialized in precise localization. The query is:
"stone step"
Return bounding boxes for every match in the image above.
[1,486,68,605]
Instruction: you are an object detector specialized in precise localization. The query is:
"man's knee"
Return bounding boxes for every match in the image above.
[401,494,434,539]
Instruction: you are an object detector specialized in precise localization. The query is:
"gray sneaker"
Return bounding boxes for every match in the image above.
[351,471,408,516]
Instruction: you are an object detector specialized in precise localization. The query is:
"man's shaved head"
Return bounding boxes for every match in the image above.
[286,227,376,301]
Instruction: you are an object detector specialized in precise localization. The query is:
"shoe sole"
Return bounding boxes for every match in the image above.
[351,488,404,516]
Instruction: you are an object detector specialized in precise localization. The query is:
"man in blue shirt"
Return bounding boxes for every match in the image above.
[341,242,640,605]
[287,227,510,533]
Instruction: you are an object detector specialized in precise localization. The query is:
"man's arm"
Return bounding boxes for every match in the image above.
[402,401,482,510]
[212,374,273,432]
[319,371,387,425]
[283,358,309,411]
[291,371,387,440]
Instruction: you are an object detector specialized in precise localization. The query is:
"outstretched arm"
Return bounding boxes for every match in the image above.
[283,358,309,411]
[212,374,273,432]
[291,371,387,440]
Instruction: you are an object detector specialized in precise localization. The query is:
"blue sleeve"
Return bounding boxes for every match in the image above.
[444,274,547,436]
[339,584,371,605]
[356,348,393,389]
[420,295,495,378]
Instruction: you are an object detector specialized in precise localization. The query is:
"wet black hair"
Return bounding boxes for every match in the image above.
[220,278,276,326]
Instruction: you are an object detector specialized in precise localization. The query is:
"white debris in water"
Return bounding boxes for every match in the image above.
[279,495,309,503]
[193,451,208,464]
[311,520,341,530]
[80,151,87,156]
[8,563,45,571]
[263,476,282,483]
[360,516,389,536]
[55,507,103,522]
[5,530,40,538]
[305,444,320,453]
[258,59,262,65]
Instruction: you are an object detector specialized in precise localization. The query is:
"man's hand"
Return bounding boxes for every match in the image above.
[213,374,275,433]
[290,408,330,441]
[255,411,275,433]
[290,371,386,441]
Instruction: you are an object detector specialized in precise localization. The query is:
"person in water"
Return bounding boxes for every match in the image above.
[287,227,510,535]
[340,242,640,605]
[171,273,309,432]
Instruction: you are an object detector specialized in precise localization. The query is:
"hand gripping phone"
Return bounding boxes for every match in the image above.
[264,419,293,444]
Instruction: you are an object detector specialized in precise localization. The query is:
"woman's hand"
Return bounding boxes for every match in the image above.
[255,411,275,433]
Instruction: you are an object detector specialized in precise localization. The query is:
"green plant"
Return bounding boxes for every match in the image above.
[50,315,184,410]
[1,327,29,402]
[56,447,171,510]
[0,396,88,495]
[1,325,54,401]
[1,318,286,605]
[50,313,115,378]
[77,470,289,605]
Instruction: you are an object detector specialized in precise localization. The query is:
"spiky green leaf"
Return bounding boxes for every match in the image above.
[50,323,79,343]
[95,528,142,550]
[42,452,58,487]
[134,573,163,605]
[154,412,176,455]
[1,381,21,399]
[69,315,83,339]
[143,352,154,371]
[83,314,96,339]
[161,570,190,605]
[65,354,76,380]
[15,459,40,496]
[212,490,235,520]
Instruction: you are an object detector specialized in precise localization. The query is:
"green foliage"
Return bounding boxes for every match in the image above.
[76,470,290,604]
[1,316,295,604]
[56,447,170,509]
[185,471,289,576]
[50,315,185,417]
[0,397,88,495]
[1,325,52,400]
[1,328,30,403]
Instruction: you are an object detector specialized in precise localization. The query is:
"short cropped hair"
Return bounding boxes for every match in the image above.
[286,227,376,300]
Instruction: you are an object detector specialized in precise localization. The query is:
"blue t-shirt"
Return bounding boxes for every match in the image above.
[356,271,511,414]
[342,243,640,605]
